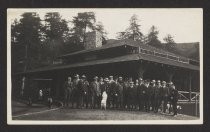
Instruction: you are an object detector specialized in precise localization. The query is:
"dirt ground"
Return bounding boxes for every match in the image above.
[12,105,199,120]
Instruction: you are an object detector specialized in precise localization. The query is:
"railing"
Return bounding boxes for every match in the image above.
[178,90,200,117]
[138,47,192,64]
[178,90,200,102]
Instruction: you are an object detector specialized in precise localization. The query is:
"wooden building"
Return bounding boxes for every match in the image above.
[13,31,200,101]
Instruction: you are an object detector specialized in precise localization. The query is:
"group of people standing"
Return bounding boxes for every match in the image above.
[63,74,179,116]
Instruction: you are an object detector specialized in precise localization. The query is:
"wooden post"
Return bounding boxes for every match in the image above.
[189,72,192,102]
[195,93,198,116]
[54,72,62,100]
[165,68,175,82]
[136,61,146,79]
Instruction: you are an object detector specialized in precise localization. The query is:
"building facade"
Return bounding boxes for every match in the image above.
[13,31,200,102]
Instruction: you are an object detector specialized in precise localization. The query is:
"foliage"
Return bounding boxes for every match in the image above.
[95,21,108,45]
[11,13,43,72]
[116,31,127,40]
[117,14,143,42]
[71,12,96,44]
[146,25,162,48]
[43,12,70,62]
[163,34,176,52]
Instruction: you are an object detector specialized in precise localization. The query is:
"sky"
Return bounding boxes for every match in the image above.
[8,8,203,43]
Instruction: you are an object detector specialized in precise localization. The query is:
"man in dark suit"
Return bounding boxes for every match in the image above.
[127,81,136,110]
[169,85,179,116]
[118,77,124,109]
[162,81,169,113]
[77,75,84,108]
[63,76,73,107]
[137,78,144,111]
[142,80,149,112]
[81,75,89,108]
[91,76,100,109]
[154,80,161,113]
[72,74,80,108]
[148,80,156,112]
[123,77,129,109]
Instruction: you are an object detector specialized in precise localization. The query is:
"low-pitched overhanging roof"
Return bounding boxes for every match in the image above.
[18,53,199,75]
[58,40,139,58]
[139,53,199,71]
[21,54,140,74]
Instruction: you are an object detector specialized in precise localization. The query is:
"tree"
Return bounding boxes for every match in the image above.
[117,14,143,42]
[163,34,176,51]
[146,25,162,48]
[11,13,43,72]
[95,21,108,45]
[43,12,69,63]
[71,12,96,45]
[116,31,127,40]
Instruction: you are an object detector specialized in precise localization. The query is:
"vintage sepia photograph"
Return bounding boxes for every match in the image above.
[7,8,203,124]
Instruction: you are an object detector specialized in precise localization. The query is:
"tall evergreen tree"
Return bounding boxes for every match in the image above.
[11,13,42,72]
[71,12,96,45]
[163,34,176,51]
[146,25,162,48]
[117,14,143,42]
[43,12,69,63]
[116,31,127,40]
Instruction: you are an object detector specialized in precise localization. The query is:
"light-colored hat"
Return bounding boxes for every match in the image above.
[104,78,109,82]
[81,75,86,78]
[162,81,166,84]
[139,78,143,81]
[168,81,173,85]
[119,76,122,79]
[157,80,161,83]
[151,80,156,83]
[129,81,134,84]
[94,76,98,79]
[74,74,79,77]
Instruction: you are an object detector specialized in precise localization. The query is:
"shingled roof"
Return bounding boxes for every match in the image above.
[19,52,199,75]
[58,39,139,58]
[17,39,199,75]
[18,54,140,74]
[59,39,192,60]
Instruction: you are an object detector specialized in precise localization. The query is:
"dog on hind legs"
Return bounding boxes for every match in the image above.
[101,91,108,110]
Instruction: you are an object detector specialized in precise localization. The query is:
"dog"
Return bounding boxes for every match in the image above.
[101,91,108,110]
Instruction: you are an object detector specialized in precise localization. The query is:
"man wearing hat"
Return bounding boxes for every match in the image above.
[141,80,149,112]
[101,78,109,93]
[90,76,101,109]
[127,81,136,110]
[153,80,161,113]
[77,75,85,108]
[71,74,80,108]
[80,75,89,108]
[109,76,114,84]
[118,76,124,109]
[123,77,129,109]
[168,84,178,116]
[162,81,170,113]
[101,78,110,109]
[63,76,73,107]
[112,77,119,109]
[137,78,144,111]
[167,81,174,113]
[107,75,115,108]
[148,80,156,112]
